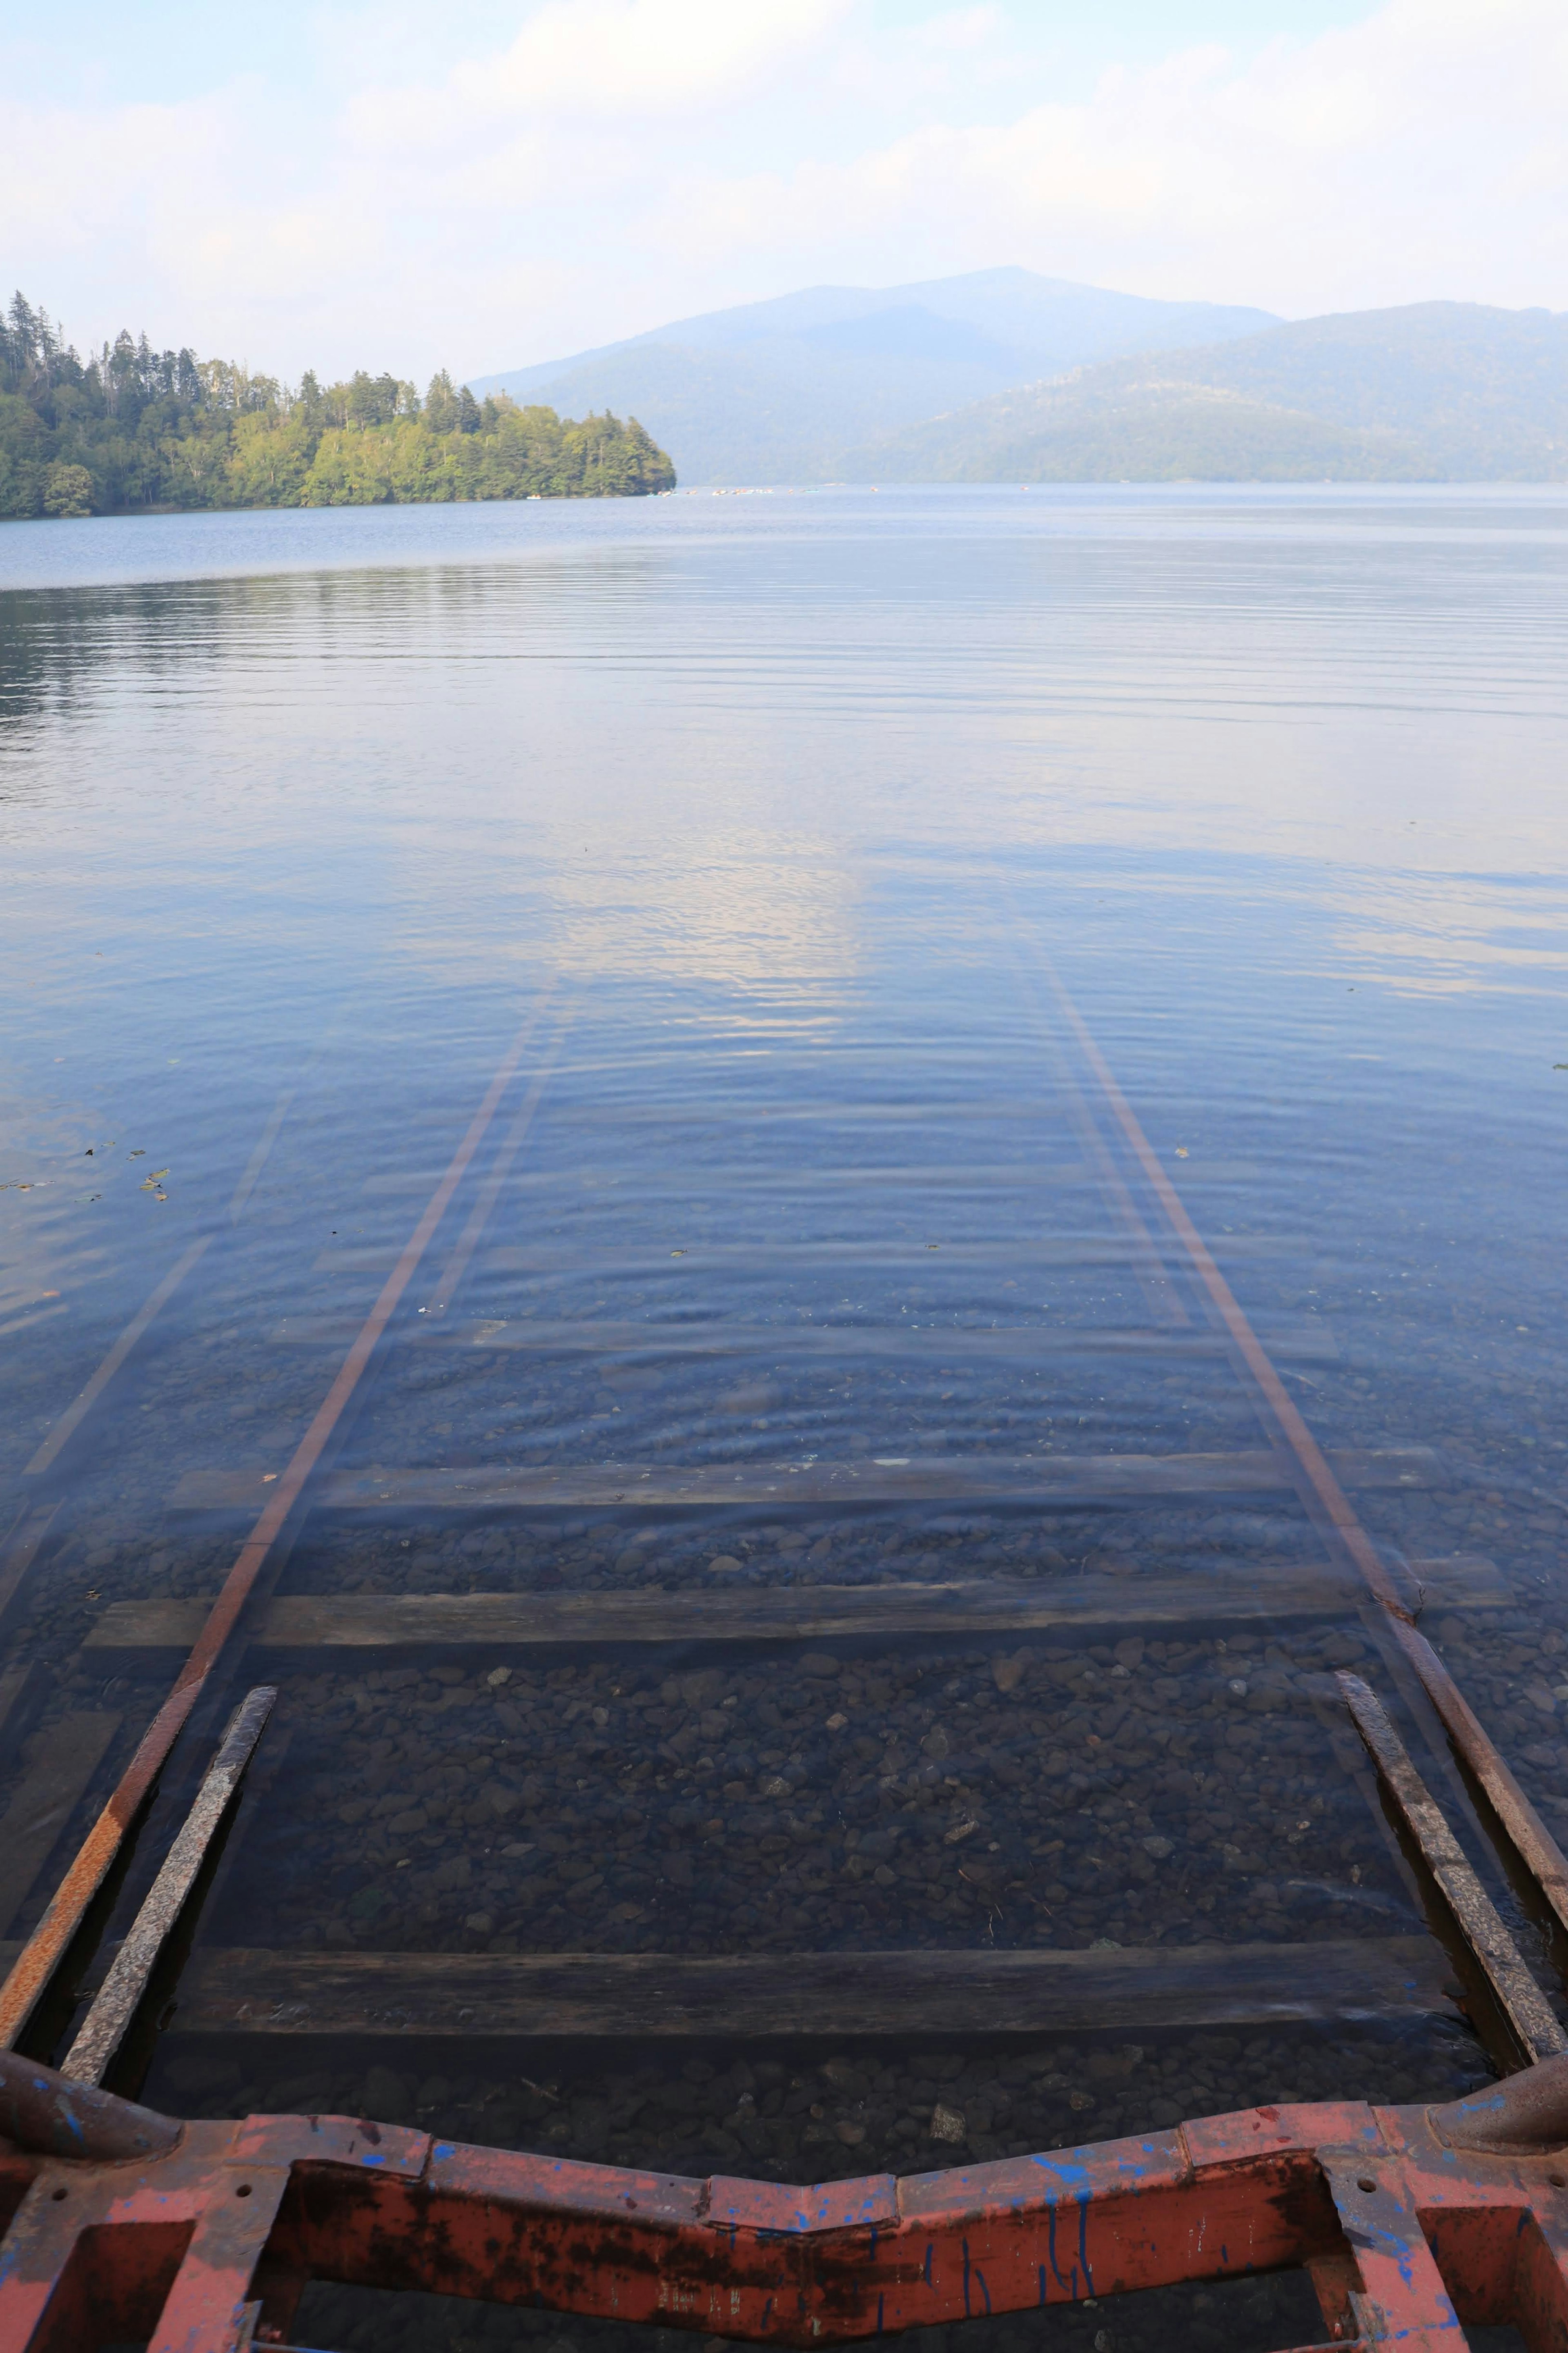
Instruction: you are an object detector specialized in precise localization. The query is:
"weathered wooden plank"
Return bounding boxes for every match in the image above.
[0,1665,47,1777]
[0,1714,120,1938]
[312,1229,1250,1276]
[85,1557,1504,1657]
[0,1666,42,1741]
[265,1317,1341,1364]
[174,1936,1452,2040]
[1337,1673,1567,2069]
[483,1238,1295,1268]
[169,1445,1442,1518]
[60,1688,277,2088]
[0,1504,61,1637]
[559,1105,1074,1128]
[364,1166,1286,1202]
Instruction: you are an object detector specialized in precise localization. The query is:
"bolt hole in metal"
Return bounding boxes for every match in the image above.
[2,496,1567,2353]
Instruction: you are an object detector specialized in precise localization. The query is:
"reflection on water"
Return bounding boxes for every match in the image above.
[2,486,1567,2347]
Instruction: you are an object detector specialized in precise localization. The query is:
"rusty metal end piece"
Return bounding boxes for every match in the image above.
[0,2045,181,2161]
[1429,2054,1568,2154]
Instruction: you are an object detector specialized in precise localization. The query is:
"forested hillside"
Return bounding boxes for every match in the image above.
[0,294,675,520]
[471,265,1278,484]
[845,302,1568,483]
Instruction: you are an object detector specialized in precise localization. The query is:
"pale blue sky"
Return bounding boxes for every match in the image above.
[3,0,1372,109]
[1,0,1561,381]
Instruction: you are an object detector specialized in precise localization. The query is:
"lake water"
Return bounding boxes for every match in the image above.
[2,485,1567,2353]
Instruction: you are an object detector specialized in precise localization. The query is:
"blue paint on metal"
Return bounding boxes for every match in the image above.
[1031,2153,1094,2193]
[1046,2204,1072,2295]
[1038,2263,1048,2307]
[432,2143,457,2161]
[361,2152,386,2167]
[875,2293,884,2335]
[923,2243,933,2288]
[761,2298,774,2332]
[961,2238,971,2316]
[1078,2197,1095,2297]
[975,2267,992,2315]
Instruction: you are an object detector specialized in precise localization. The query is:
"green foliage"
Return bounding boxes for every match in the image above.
[225,412,318,507]
[0,390,48,519]
[0,291,676,520]
[42,462,93,516]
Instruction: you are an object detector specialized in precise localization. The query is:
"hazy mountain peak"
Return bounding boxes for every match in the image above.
[467,269,1280,484]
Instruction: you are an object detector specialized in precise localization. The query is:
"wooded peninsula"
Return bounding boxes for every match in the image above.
[0,294,676,520]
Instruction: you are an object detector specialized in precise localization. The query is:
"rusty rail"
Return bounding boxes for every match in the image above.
[3,940,1561,2342]
[0,990,559,2052]
[1028,945,1568,1947]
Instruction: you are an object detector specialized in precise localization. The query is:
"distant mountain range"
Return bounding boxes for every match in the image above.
[470,274,1568,485]
[468,269,1278,484]
[847,302,1568,483]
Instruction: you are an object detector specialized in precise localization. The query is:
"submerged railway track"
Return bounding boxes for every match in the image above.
[0,951,1565,2351]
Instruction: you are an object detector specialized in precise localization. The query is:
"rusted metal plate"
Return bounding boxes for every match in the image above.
[168,1443,1443,1516]
[171,1936,1452,2040]
[3,2045,1568,2349]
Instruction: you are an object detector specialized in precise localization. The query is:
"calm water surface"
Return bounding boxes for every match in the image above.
[2,486,1566,2351]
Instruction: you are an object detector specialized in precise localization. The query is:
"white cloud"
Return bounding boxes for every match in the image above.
[463,0,849,116]
[0,0,1563,379]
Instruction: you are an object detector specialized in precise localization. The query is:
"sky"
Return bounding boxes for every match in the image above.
[1,0,1564,384]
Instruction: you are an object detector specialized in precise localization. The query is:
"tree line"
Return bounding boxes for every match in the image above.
[0,294,675,520]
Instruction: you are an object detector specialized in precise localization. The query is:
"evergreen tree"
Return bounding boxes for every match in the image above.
[0,293,677,519]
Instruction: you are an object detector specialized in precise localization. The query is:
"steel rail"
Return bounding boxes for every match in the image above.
[21,1059,319,1486]
[1011,943,1562,2051]
[1012,963,1189,1330]
[59,1686,276,2089]
[1029,945,1568,1949]
[1338,1673,1567,2067]
[423,1016,572,1316]
[0,984,561,2052]
[13,952,1550,2167]
[21,1237,217,1482]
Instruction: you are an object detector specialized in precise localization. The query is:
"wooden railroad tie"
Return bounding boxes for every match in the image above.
[266,1314,1344,1362]
[167,1443,1443,1518]
[84,1556,1503,1657]
[170,1936,1455,2043]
